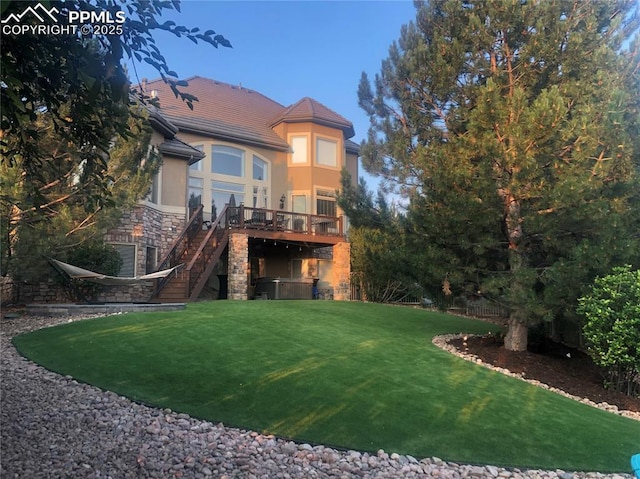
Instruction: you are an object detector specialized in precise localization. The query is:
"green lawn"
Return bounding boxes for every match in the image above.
[13,301,639,473]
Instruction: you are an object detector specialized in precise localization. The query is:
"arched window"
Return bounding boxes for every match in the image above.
[212,145,244,177]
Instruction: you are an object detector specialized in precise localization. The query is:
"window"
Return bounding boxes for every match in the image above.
[148,172,159,204]
[316,138,337,167]
[212,180,244,214]
[291,136,308,164]
[212,145,244,177]
[111,244,136,277]
[316,189,337,216]
[188,177,203,210]
[189,145,204,171]
[253,155,267,181]
[292,195,306,213]
[252,186,269,208]
[146,246,157,274]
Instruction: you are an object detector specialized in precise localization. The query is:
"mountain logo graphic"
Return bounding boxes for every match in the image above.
[1,3,60,24]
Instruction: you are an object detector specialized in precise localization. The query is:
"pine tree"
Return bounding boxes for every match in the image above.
[0,106,161,281]
[359,0,640,350]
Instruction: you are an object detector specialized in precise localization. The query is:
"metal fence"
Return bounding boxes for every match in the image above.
[349,277,508,318]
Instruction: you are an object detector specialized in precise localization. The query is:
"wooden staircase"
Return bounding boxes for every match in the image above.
[152,205,230,303]
[154,228,209,302]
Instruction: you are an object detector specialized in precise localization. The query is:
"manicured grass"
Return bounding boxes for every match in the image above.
[13,301,639,473]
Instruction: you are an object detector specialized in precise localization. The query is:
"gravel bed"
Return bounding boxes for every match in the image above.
[1,313,634,479]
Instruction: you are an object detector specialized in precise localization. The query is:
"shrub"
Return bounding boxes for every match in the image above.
[59,242,123,302]
[577,265,640,397]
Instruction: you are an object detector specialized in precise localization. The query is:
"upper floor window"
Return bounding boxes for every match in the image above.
[189,145,204,171]
[212,145,244,177]
[291,136,308,164]
[316,138,337,167]
[253,155,267,181]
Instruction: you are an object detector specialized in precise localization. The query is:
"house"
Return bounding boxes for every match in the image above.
[104,76,358,302]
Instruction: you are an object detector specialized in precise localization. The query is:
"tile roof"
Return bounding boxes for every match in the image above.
[158,138,205,163]
[270,97,355,138]
[143,76,356,152]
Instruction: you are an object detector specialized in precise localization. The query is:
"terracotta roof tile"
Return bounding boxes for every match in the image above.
[271,97,355,138]
[144,76,356,151]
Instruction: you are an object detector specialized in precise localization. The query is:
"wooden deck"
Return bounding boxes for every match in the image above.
[223,205,345,245]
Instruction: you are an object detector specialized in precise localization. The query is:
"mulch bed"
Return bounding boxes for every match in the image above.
[449,334,640,413]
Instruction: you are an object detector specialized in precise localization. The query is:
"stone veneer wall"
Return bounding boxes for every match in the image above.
[1,277,155,305]
[105,204,185,274]
[332,242,351,301]
[2,204,186,306]
[228,232,249,300]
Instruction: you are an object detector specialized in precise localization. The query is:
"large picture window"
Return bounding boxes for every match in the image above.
[316,138,337,167]
[212,145,244,177]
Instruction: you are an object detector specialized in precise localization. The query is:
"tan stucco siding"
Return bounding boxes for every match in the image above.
[161,157,188,207]
[345,152,358,186]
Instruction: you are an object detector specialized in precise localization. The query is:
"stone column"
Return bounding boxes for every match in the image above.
[332,241,351,301]
[228,232,249,300]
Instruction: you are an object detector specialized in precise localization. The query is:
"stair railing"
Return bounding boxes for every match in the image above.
[185,205,230,300]
[154,204,204,297]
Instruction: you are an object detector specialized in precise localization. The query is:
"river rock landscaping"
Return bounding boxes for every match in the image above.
[1,312,635,479]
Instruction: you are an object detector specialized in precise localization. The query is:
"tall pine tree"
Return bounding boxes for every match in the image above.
[359,0,640,350]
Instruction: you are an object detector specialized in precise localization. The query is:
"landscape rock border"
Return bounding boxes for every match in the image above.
[0,312,635,478]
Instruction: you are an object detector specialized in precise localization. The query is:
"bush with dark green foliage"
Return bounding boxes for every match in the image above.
[59,242,123,302]
[577,266,640,397]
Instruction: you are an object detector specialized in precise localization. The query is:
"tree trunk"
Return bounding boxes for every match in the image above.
[504,317,528,352]
[500,190,529,352]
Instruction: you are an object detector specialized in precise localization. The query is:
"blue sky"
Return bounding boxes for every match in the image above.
[127,1,418,189]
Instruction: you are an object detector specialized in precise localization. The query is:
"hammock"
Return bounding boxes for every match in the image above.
[50,259,184,286]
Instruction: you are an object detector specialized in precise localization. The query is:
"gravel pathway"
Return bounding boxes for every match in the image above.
[0,313,634,479]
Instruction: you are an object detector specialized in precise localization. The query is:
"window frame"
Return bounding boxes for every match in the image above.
[315,137,338,168]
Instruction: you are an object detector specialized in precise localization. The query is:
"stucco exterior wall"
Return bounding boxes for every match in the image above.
[161,157,189,207]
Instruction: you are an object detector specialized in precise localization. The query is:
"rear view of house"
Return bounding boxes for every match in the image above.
[106,76,358,302]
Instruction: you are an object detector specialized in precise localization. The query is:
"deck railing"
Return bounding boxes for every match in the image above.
[225,205,343,237]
